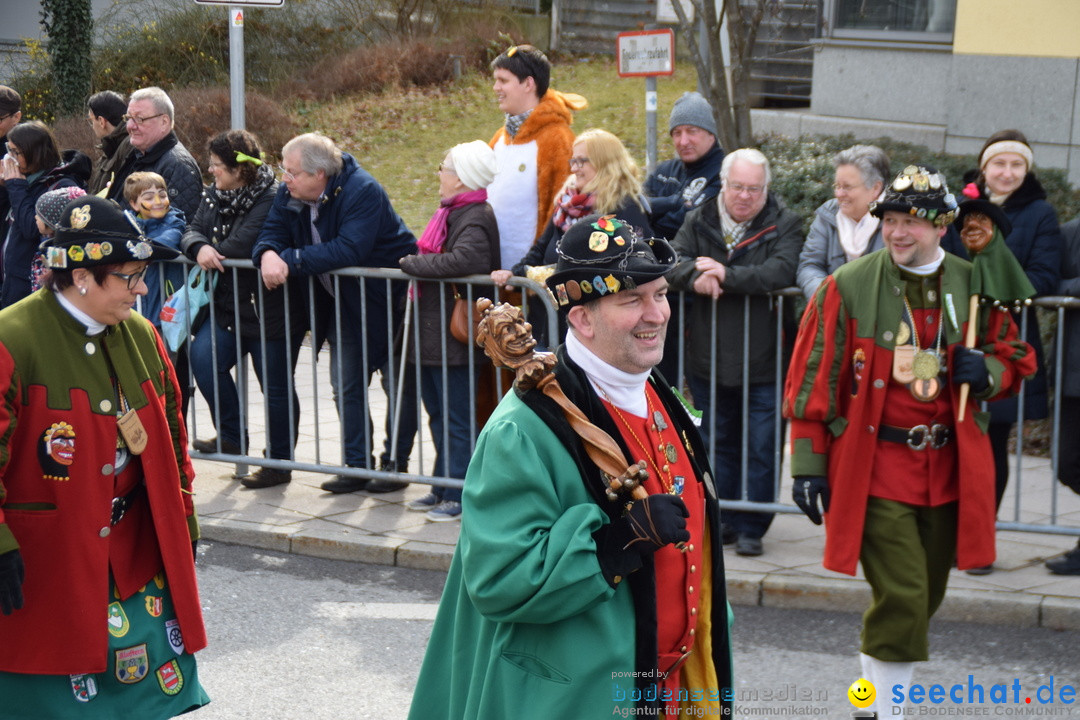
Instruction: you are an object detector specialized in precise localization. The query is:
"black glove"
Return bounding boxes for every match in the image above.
[0,549,25,615]
[951,346,990,393]
[594,494,690,586]
[792,476,830,526]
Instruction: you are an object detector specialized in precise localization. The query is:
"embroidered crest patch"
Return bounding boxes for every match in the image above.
[165,618,185,655]
[115,644,149,684]
[107,602,130,638]
[156,660,185,696]
[69,674,98,703]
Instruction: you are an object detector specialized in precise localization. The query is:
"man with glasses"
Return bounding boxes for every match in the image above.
[667,148,804,557]
[252,133,417,493]
[0,85,22,223]
[106,86,200,222]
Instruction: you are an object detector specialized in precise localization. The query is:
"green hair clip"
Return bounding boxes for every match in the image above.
[234,151,263,166]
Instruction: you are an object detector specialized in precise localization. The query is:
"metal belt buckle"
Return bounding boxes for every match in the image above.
[907,424,930,451]
[929,423,949,449]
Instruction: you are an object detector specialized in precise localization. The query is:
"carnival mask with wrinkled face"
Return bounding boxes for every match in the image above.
[960,212,994,255]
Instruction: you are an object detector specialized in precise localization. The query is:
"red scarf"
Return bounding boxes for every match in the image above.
[417,189,488,255]
[551,190,595,233]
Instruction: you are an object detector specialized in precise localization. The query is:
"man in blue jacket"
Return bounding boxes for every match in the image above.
[643,91,725,383]
[252,133,417,491]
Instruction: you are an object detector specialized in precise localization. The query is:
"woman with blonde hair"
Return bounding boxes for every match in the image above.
[491,128,652,344]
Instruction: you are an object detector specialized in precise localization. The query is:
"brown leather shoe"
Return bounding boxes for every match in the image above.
[241,468,291,489]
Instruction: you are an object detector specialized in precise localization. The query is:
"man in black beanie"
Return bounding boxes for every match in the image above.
[644,91,726,383]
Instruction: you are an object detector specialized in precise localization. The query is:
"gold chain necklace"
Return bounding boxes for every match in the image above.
[902,293,944,380]
[604,389,678,495]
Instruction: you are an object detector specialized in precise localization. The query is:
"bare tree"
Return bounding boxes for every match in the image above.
[670,0,813,150]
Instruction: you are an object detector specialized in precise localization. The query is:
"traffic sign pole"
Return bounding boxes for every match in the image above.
[615,29,674,176]
[230,7,245,129]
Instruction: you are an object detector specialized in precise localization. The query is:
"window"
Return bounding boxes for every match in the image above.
[830,0,955,42]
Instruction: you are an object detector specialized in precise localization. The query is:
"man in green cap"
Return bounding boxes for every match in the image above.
[783,165,1036,716]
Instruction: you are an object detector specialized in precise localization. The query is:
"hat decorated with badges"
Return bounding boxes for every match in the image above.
[44,195,179,270]
[869,164,958,227]
[546,214,676,312]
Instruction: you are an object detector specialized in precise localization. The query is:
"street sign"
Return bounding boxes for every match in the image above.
[616,29,675,78]
[194,0,284,6]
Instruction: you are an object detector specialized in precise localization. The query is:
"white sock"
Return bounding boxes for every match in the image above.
[860,652,915,716]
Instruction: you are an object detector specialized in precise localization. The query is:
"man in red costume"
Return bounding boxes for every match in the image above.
[783,166,1035,716]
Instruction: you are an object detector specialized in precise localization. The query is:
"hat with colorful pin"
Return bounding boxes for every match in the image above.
[869,164,958,227]
[44,195,179,270]
[546,213,676,312]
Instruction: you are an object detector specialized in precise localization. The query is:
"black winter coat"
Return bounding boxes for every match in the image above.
[180,175,303,340]
[0,152,89,307]
[668,193,804,385]
[108,131,203,221]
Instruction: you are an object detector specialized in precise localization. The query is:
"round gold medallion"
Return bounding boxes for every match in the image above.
[912,350,941,380]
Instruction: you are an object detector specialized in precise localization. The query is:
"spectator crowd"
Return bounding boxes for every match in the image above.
[3,39,1080,720]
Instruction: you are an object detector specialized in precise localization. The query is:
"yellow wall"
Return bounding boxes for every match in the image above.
[955,0,1080,57]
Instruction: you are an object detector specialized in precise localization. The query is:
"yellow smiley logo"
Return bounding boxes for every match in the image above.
[848,678,876,708]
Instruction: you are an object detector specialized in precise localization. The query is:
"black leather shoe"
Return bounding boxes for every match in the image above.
[321,475,370,493]
[241,468,292,489]
[735,535,764,557]
[365,478,409,493]
[1046,543,1080,575]
[965,564,994,576]
[366,461,409,494]
[192,437,243,455]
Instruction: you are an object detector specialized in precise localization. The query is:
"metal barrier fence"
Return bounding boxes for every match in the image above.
[172,260,1080,538]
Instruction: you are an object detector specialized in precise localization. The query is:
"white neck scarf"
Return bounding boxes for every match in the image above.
[56,291,107,336]
[836,210,880,262]
[565,329,651,417]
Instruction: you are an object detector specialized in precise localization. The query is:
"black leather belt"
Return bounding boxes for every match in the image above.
[111,484,144,525]
[879,423,951,451]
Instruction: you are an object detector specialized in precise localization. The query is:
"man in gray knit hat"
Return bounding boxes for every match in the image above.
[643,92,726,382]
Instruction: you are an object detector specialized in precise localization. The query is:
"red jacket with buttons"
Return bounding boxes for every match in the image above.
[782,250,1035,575]
[0,291,206,674]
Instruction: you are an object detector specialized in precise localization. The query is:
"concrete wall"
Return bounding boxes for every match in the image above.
[756,38,1080,186]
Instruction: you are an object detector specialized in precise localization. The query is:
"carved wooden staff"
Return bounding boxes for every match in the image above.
[473,298,649,503]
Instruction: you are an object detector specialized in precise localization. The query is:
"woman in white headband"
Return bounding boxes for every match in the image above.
[942,128,1063,575]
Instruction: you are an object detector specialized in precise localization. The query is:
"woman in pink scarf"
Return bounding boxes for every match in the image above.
[398,140,500,522]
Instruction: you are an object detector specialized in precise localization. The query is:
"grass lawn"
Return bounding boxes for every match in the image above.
[289,56,700,232]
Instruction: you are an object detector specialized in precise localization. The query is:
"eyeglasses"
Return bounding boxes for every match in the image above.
[833,183,862,193]
[109,267,149,290]
[726,182,765,197]
[569,156,590,169]
[122,113,165,126]
[437,163,456,175]
[0,113,14,123]
[277,165,308,182]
